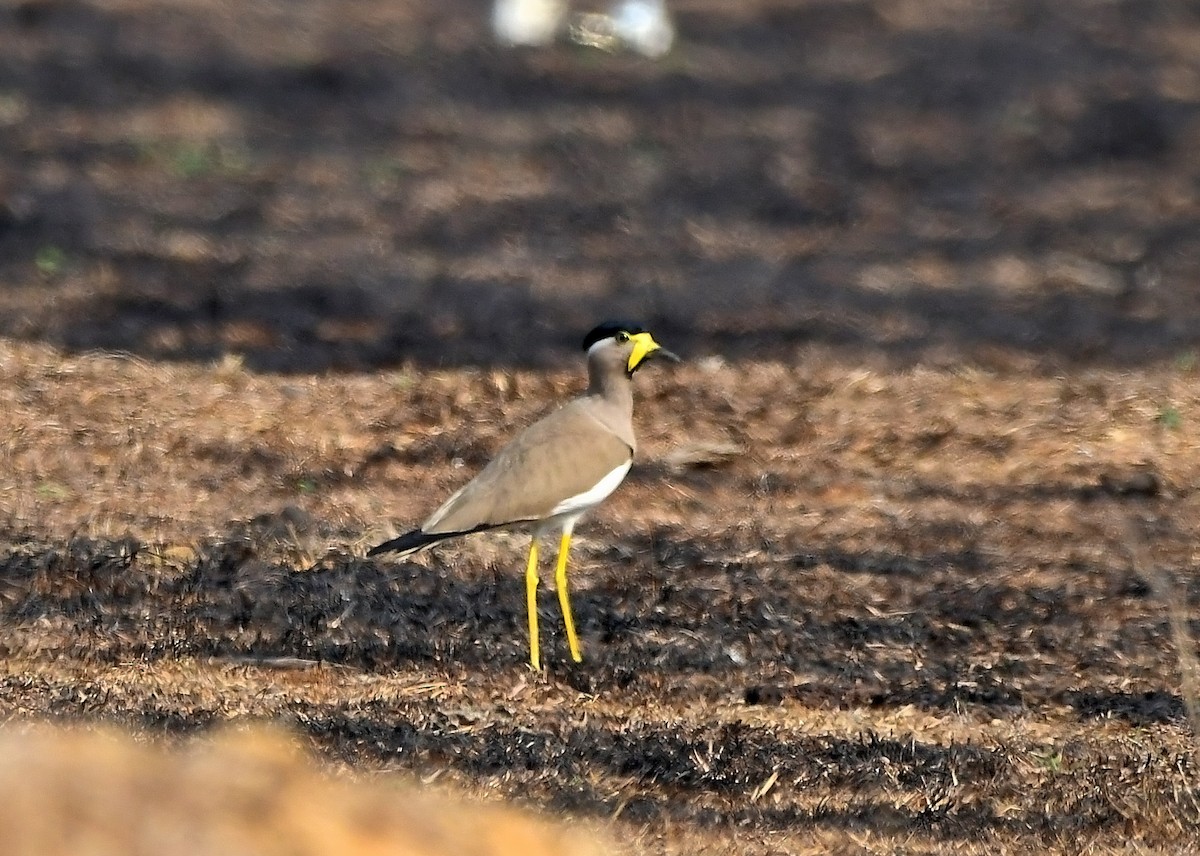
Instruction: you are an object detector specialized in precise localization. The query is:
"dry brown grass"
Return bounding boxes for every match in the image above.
[2,338,1200,854]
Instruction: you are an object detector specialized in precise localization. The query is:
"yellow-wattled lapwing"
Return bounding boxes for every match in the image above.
[368,321,679,670]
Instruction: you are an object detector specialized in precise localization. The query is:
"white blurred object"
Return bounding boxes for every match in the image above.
[569,0,674,57]
[607,0,674,57]
[494,0,674,58]
[492,0,568,47]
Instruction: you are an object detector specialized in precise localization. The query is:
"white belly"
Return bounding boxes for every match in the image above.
[547,460,632,518]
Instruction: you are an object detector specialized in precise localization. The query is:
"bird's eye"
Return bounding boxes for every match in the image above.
[615,331,629,343]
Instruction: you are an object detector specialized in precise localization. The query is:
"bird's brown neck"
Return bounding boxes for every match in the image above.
[587,361,634,408]
[585,357,636,448]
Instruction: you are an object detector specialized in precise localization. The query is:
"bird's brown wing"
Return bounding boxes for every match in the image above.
[421,402,633,535]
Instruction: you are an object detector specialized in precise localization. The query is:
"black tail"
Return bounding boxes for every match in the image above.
[367,529,451,557]
[367,522,511,558]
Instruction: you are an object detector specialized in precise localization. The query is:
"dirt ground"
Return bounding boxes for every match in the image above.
[0,724,614,856]
[2,0,1200,853]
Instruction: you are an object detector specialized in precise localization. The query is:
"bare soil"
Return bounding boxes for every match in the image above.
[0,724,612,856]
[2,1,1200,853]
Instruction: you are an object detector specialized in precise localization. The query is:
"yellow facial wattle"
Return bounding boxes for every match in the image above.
[626,332,662,372]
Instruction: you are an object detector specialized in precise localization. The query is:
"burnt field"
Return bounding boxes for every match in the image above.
[2,1,1200,853]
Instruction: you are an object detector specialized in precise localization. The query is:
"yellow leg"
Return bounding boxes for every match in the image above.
[525,540,541,671]
[555,532,583,663]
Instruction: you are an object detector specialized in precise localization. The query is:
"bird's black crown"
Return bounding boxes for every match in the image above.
[581,320,647,351]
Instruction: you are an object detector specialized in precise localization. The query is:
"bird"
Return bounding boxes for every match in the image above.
[368,321,679,670]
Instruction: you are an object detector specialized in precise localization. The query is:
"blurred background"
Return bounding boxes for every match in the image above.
[0,0,1198,372]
